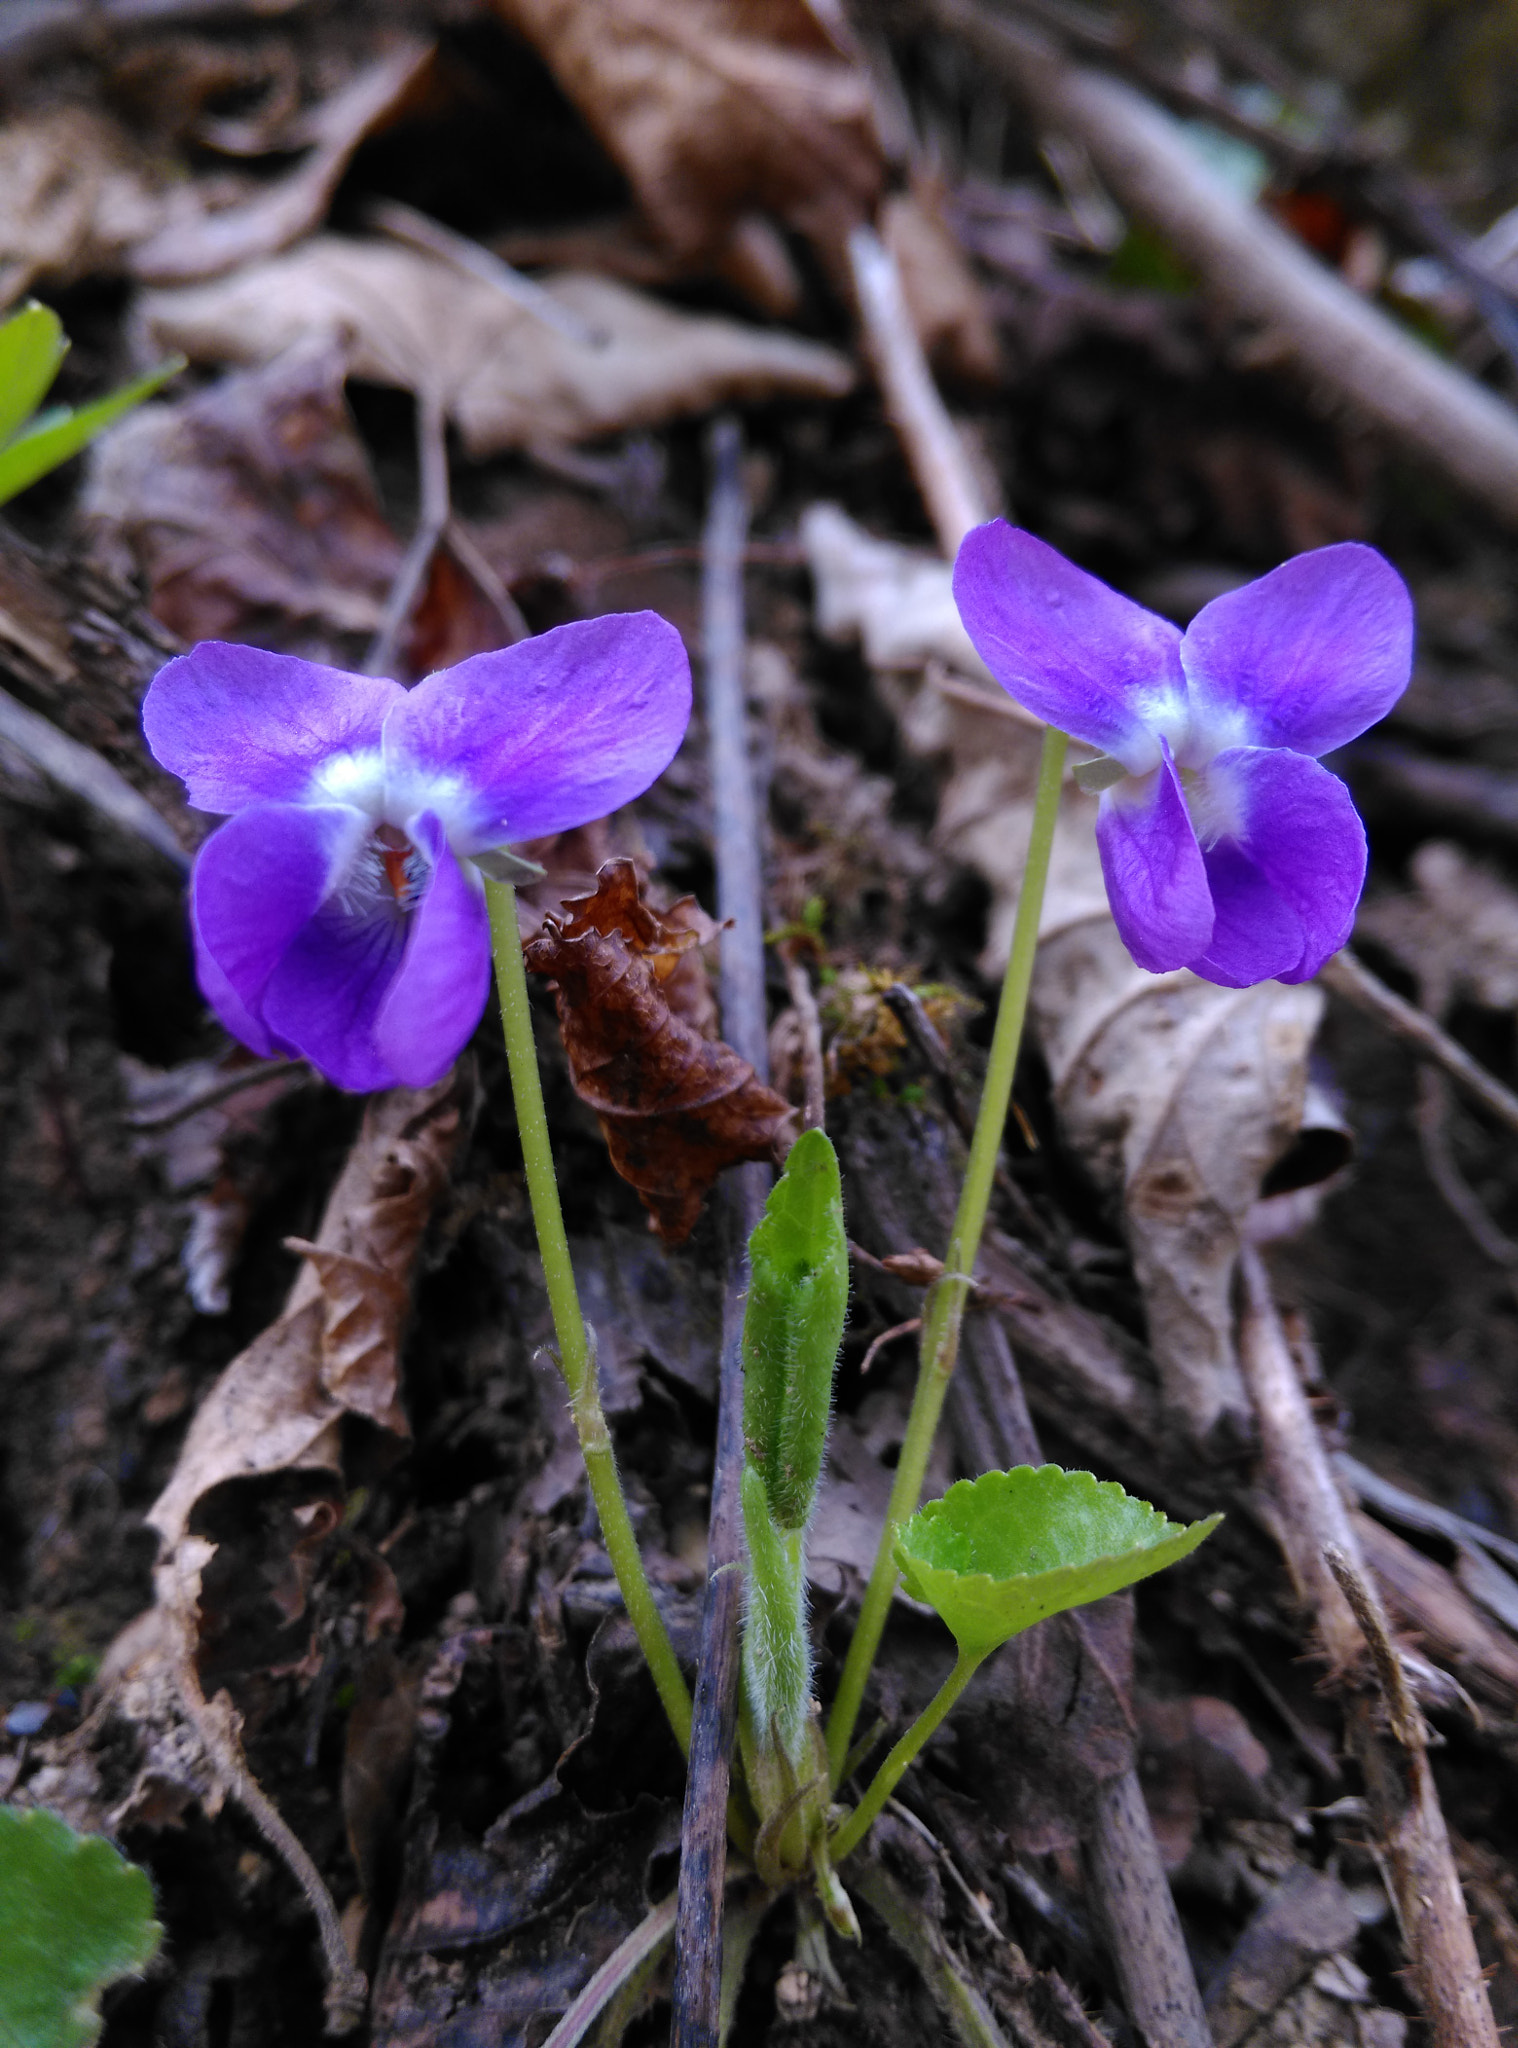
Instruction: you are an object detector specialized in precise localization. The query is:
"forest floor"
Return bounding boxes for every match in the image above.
[8,3,1518,2045]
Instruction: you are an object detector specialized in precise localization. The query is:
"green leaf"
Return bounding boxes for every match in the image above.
[741,1127,848,1531]
[895,1466,1221,1659]
[0,1805,161,2048]
[0,301,68,448]
[0,354,184,507]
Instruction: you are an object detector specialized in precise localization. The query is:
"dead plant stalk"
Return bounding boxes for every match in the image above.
[1237,1247,1500,2048]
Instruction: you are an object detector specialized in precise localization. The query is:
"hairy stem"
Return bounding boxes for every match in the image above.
[830,1647,982,1863]
[825,726,1068,1785]
[486,878,693,1754]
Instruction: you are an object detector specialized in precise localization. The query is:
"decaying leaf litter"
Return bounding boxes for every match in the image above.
[11,2,1518,2043]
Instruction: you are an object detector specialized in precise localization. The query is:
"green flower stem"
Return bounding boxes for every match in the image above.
[486,878,693,1756]
[829,1647,983,1863]
[825,725,1069,1786]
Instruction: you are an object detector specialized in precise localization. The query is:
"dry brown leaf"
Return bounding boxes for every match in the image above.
[148,1077,464,1556]
[136,238,855,457]
[0,105,171,305]
[806,504,1330,1440]
[82,339,401,646]
[128,41,432,285]
[490,0,882,273]
[525,859,790,1241]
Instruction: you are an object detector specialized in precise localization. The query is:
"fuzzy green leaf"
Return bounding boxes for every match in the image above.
[0,1805,161,2048]
[0,302,68,449]
[0,354,184,507]
[895,1466,1221,1659]
[741,1127,848,1531]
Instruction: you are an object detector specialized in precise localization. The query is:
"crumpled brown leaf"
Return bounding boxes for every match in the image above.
[525,859,790,1240]
[490,0,882,277]
[136,238,855,457]
[148,1077,464,1557]
[805,504,1333,1440]
[82,338,401,647]
[128,41,432,285]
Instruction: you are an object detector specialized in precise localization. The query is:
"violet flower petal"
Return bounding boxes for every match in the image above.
[1180,543,1413,758]
[383,612,693,850]
[144,643,403,814]
[1185,840,1306,988]
[953,522,1187,769]
[374,813,491,1086]
[191,802,369,1056]
[1187,746,1367,987]
[261,896,409,1093]
[1094,744,1214,971]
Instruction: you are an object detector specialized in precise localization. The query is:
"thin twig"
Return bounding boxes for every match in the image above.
[858,1317,922,1377]
[931,0,1518,528]
[671,415,767,2048]
[365,197,608,348]
[539,1891,679,2048]
[125,1056,312,1131]
[847,224,987,554]
[1320,948,1518,1140]
[779,942,827,1131]
[1414,1067,1518,1265]
[1237,1248,1500,2048]
[364,388,449,680]
[0,683,189,871]
[441,519,531,645]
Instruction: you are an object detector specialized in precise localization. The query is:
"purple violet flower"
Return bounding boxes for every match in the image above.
[143,616,692,1090]
[953,523,1413,987]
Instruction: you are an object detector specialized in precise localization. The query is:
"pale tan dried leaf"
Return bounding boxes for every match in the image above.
[0,106,170,305]
[490,0,882,268]
[806,504,1328,1439]
[129,41,432,285]
[137,238,855,456]
[147,1077,463,1554]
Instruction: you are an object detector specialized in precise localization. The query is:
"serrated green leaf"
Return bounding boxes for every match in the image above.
[895,1466,1221,1659]
[0,1805,161,2048]
[0,302,68,449]
[742,1127,848,1531]
[0,354,184,507]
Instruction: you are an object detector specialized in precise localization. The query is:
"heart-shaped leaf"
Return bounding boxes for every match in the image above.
[895,1465,1220,1659]
[0,1805,161,2048]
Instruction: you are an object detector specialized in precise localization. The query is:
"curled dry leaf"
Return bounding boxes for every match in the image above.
[806,504,1332,1440]
[82,338,400,647]
[128,41,433,286]
[137,238,854,457]
[524,858,790,1241]
[490,0,882,276]
[148,1074,464,1556]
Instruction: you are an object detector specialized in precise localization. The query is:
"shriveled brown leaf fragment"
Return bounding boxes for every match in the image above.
[490,0,883,271]
[525,859,789,1240]
[82,339,400,647]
